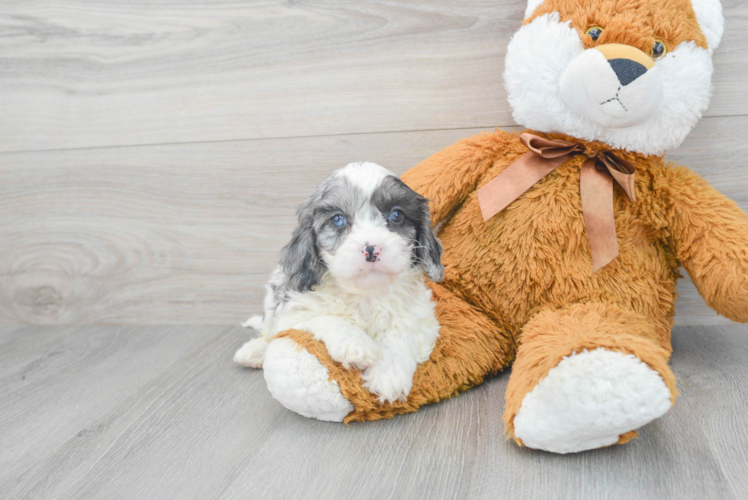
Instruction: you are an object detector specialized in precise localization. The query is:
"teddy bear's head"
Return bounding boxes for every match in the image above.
[504,0,723,155]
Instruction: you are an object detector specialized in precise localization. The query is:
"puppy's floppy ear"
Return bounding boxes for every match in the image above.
[414,196,444,282]
[280,198,324,292]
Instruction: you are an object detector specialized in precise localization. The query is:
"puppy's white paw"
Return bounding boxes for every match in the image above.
[513,348,672,454]
[234,337,269,368]
[325,330,381,370]
[361,358,415,404]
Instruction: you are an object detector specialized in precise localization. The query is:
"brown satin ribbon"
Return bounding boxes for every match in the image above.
[477,133,636,273]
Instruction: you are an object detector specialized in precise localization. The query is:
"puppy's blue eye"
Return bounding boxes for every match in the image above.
[331,214,347,228]
[388,209,404,224]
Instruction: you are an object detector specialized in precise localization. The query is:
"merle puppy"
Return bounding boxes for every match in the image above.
[235,162,443,405]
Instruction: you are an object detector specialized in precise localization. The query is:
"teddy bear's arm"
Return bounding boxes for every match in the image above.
[664,166,748,323]
[401,130,517,224]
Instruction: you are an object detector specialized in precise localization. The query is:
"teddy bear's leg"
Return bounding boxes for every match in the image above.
[262,282,515,422]
[503,302,678,454]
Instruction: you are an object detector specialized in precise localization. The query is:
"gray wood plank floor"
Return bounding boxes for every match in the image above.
[1,325,747,500]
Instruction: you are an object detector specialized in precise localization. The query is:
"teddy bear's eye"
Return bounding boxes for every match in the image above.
[585,26,603,42]
[651,40,667,59]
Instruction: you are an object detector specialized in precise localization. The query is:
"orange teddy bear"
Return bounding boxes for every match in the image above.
[261,0,748,453]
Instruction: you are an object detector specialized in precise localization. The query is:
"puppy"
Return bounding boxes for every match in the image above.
[234,162,443,403]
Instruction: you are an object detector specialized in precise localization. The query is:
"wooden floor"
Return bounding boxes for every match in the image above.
[1,324,747,500]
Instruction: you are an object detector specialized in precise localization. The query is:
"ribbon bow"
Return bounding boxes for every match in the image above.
[477,133,636,273]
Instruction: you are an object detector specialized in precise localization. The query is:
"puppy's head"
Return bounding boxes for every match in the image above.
[280,162,443,292]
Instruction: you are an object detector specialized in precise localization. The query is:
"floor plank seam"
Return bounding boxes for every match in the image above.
[0,113,742,157]
[0,125,510,157]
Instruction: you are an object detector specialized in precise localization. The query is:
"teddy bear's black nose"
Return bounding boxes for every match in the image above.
[608,58,647,86]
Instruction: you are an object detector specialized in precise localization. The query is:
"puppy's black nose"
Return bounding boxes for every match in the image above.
[608,58,647,86]
[364,245,378,262]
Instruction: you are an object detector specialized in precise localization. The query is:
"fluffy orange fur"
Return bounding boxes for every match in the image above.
[529,0,708,54]
[275,129,748,446]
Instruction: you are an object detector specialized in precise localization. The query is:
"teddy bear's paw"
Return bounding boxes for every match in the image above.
[513,348,672,454]
[233,337,268,368]
[263,338,354,422]
[324,330,381,370]
[361,358,415,404]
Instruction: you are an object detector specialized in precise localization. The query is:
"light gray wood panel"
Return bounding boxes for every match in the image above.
[0,325,83,381]
[0,326,220,494]
[0,0,746,153]
[671,326,748,498]
[1,325,746,499]
[1,117,746,326]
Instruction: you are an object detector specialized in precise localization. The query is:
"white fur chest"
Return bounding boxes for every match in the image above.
[276,268,438,346]
[269,268,441,403]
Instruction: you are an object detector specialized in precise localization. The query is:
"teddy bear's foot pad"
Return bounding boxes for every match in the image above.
[513,348,672,454]
[263,338,354,422]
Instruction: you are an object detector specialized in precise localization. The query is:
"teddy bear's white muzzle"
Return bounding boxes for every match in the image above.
[559,45,664,129]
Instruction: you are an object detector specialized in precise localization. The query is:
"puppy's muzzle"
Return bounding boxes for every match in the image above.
[559,43,663,129]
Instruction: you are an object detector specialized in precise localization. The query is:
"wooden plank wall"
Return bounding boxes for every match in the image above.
[1,0,746,325]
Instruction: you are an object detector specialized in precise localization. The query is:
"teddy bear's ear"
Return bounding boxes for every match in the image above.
[524,0,545,19]
[690,0,724,50]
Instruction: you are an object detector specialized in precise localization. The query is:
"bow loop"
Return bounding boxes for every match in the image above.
[519,132,583,159]
[596,151,637,201]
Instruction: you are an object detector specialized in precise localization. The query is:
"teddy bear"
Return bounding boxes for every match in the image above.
[259,0,748,453]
